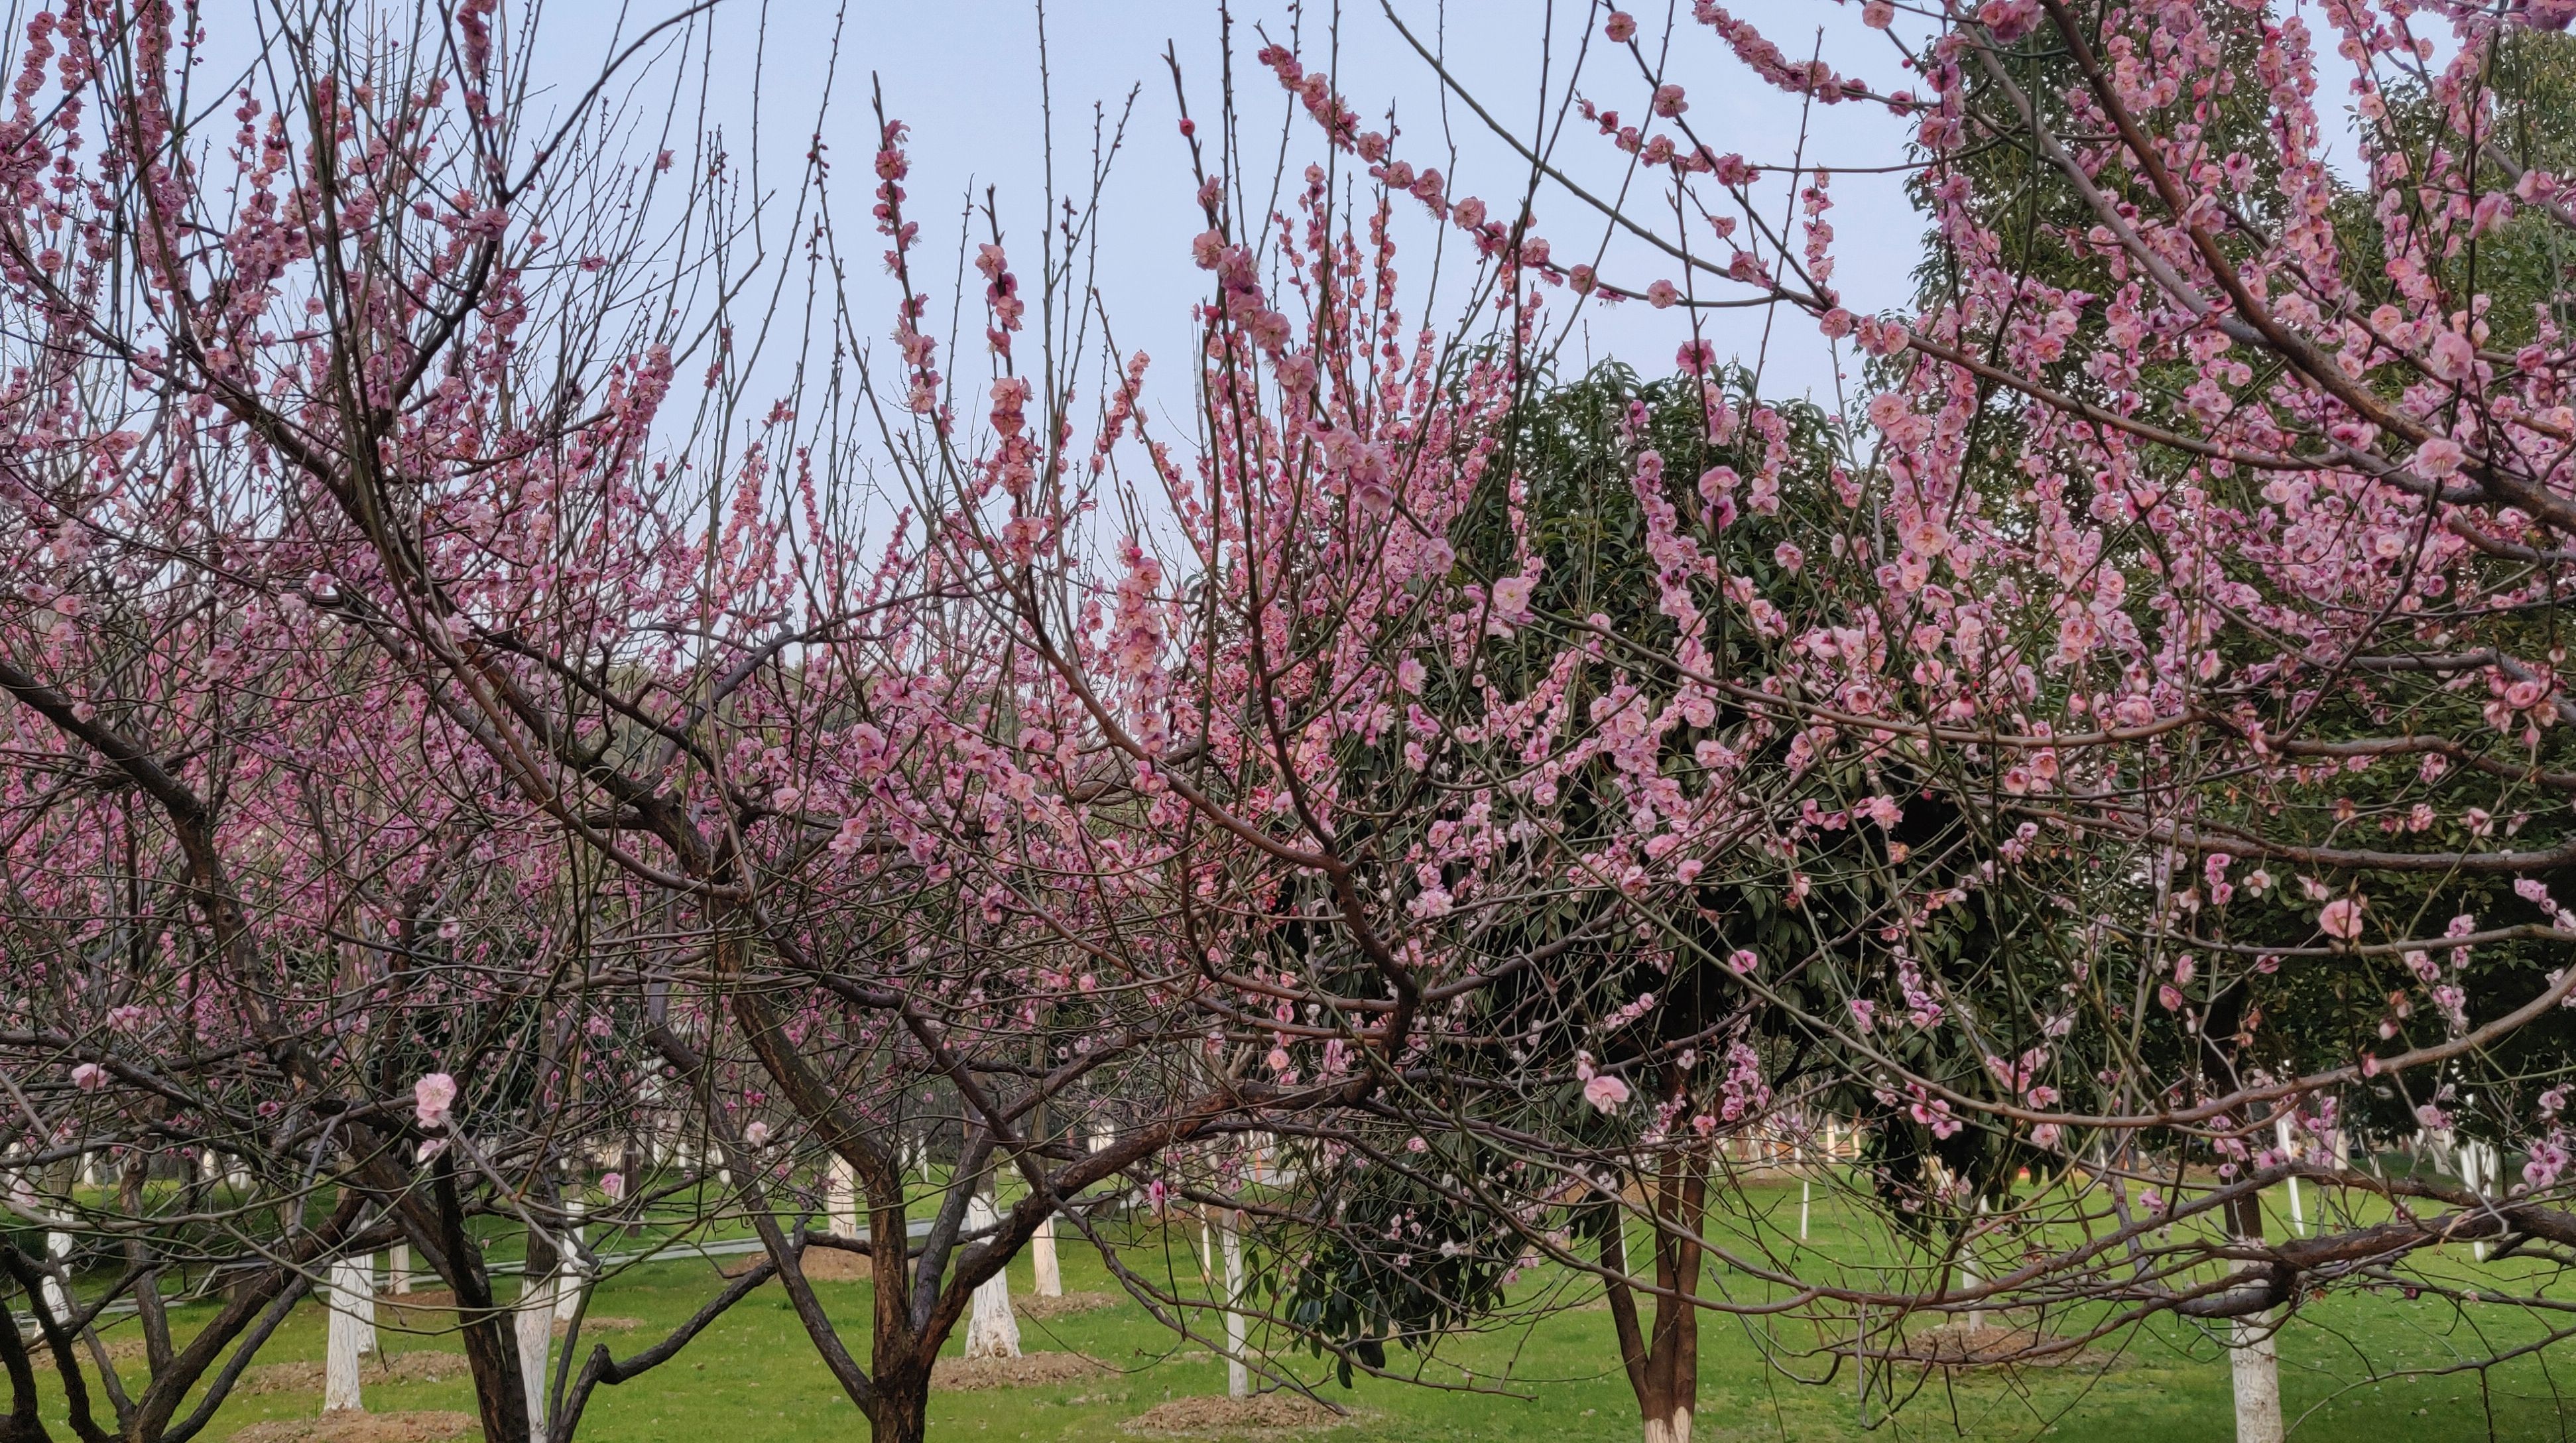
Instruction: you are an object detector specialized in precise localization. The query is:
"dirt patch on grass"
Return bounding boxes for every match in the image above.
[229,1411,478,1443]
[1894,1322,2111,1369]
[235,1351,477,1397]
[1016,1290,1119,1321]
[801,1249,870,1282]
[1124,1395,1352,1436]
[932,1351,1111,1391]
[365,1294,639,1333]
[557,1315,642,1337]
[716,1247,869,1283]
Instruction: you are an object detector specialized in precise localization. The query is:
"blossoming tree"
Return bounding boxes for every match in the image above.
[1323,0,2576,1438]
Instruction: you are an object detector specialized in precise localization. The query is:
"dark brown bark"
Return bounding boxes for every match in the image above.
[0,1289,50,1443]
[863,1355,930,1443]
[1599,1141,1709,1443]
[431,1156,531,1443]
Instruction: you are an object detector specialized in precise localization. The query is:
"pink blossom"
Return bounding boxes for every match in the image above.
[414,1072,458,1128]
[1977,0,2041,40]
[2319,896,2366,940]
[71,1062,105,1092]
[1582,1074,1632,1113]
[2427,330,2477,382]
[2526,1139,2569,1189]
[2413,436,2466,477]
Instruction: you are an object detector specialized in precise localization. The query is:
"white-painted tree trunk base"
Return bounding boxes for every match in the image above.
[40,1232,72,1324]
[357,1258,378,1355]
[518,1275,555,1438]
[826,1157,859,1238]
[554,1268,589,1324]
[963,1192,1020,1359]
[1640,1401,1693,1443]
[389,1242,412,1296]
[1030,1214,1062,1298]
[1217,1210,1248,1399]
[2231,1312,2284,1443]
[555,1208,587,1323]
[325,1257,371,1412]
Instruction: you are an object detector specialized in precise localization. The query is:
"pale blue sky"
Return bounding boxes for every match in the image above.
[538,0,1933,414]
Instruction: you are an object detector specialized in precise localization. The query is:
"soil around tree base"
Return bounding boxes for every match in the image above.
[229,1411,479,1443]
[931,1351,1111,1391]
[715,1249,869,1283]
[1123,1395,1355,1436]
[235,1351,478,1396]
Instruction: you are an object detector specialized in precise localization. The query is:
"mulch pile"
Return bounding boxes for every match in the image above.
[1123,1395,1352,1436]
[1016,1290,1119,1322]
[931,1351,1111,1391]
[229,1411,478,1443]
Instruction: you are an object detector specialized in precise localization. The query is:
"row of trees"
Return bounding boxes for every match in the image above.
[10,2,2576,1442]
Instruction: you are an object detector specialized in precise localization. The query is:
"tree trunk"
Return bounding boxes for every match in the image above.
[1216,1209,1248,1399]
[38,1233,70,1327]
[516,1272,554,1438]
[119,1153,173,1374]
[325,1257,370,1412]
[390,1243,413,1296]
[1640,1393,1693,1443]
[824,1159,865,1283]
[358,1258,379,1355]
[827,1157,860,1238]
[865,1364,930,1443]
[2231,1316,2284,1443]
[1029,1214,1062,1298]
[1601,1141,1707,1443]
[0,1290,44,1443]
[554,1205,587,1324]
[2227,1194,2284,1443]
[961,1191,1019,1359]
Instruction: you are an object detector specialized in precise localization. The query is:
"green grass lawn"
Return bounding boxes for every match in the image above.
[32,1177,2576,1442]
